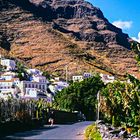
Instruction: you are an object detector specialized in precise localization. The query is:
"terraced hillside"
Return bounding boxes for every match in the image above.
[0,0,139,78]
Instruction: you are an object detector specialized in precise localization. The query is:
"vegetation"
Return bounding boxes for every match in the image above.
[42,71,51,80]
[131,42,140,66]
[0,98,51,137]
[100,74,140,135]
[0,64,6,72]
[0,98,49,123]
[53,74,104,120]
[85,123,102,140]
[16,62,30,80]
[53,73,140,135]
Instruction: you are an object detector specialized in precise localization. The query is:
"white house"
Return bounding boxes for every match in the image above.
[1,59,16,71]
[72,75,83,82]
[100,74,115,84]
[32,75,48,83]
[54,77,60,81]
[22,86,54,102]
[22,88,51,101]
[53,81,69,92]
[0,80,15,93]
[0,75,48,100]
[19,80,47,96]
[27,69,42,76]
[0,78,21,99]
[1,72,16,80]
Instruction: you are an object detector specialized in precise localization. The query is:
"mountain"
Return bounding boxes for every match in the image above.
[0,0,139,79]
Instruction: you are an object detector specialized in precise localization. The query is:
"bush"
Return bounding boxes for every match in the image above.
[85,123,102,140]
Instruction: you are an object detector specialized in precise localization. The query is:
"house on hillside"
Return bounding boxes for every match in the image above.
[1,59,16,71]
[100,74,115,84]
[18,72,48,96]
[27,69,42,76]
[83,72,92,79]
[19,80,47,96]
[19,69,49,96]
[0,58,51,100]
[0,78,21,99]
[1,72,16,80]
[53,81,69,92]
[19,78,52,101]
[23,88,47,100]
[72,75,83,82]
[31,75,48,83]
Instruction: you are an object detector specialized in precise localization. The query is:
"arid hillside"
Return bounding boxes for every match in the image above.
[0,0,139,78]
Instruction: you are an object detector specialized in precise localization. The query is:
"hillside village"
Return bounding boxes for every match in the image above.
[0,55,116,101]
[0,1,140,139]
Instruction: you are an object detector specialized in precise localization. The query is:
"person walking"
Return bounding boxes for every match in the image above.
[48,111,55,126]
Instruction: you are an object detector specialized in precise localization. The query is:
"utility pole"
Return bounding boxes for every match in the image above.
[66,65,68,83]
[29,45,32,69]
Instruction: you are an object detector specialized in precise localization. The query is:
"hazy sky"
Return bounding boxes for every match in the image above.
[86,0,140,42]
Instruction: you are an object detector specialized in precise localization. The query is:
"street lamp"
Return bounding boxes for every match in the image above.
[97,91,100,121]
[96,91,100,130]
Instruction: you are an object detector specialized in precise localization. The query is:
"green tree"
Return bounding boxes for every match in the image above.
[53,74,104,120]
[16,62,29,80]
[42,71,50,80]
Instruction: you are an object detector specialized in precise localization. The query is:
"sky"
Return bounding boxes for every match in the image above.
[86,0,140,42]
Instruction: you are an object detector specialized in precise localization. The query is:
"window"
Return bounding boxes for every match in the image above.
[36,84,38,88]
[27,89,30,95]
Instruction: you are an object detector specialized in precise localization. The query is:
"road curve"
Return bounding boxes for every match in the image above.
[6,121,93,140]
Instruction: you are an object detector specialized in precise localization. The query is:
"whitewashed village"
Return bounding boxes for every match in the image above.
[1,0,140,139]
[1,56,140,140]
[0,55,115,101]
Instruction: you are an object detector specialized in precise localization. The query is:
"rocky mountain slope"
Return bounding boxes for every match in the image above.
[0,0,139,78]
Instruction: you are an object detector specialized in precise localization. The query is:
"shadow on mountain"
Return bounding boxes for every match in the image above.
[7,0,56,22]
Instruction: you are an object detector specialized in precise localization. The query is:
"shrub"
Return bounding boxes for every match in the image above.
[85,123,102,140]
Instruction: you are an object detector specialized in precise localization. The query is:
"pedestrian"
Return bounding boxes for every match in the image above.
[48,111,55,126]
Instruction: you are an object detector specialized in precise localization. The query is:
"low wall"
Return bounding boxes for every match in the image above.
[47,110,78,124]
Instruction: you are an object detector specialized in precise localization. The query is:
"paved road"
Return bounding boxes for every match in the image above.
[6,121,93,140]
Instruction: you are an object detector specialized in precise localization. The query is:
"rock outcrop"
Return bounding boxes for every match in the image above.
[0,0,139,78]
